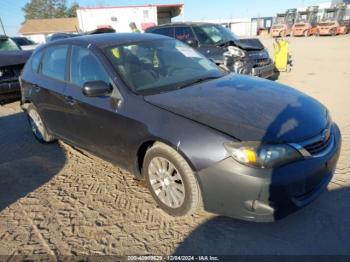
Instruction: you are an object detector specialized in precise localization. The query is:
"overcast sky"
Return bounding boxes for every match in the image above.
[0,0,329,36]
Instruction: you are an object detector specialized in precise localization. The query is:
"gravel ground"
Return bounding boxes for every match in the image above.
[0,35,349,257]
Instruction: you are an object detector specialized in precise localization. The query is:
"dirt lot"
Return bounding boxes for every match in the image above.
[0,35,350,258]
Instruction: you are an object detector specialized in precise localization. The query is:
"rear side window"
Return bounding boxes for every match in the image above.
[41,45,68,81]
[175,27,195,41]
[150,27,174,38]
[31,50,43,73]
[70,46,109,87]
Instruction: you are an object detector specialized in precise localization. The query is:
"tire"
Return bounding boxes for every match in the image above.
[26,104,56,143]
[143,142,201,216]
[304,30,310,37]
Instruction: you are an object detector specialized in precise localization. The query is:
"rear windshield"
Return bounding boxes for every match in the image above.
[0,38,20,51]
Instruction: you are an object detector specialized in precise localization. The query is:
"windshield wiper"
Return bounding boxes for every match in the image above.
[176,75,222,90]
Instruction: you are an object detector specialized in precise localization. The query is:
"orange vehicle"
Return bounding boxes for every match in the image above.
[271,9,296,37]
[292,6,319,37]
[317,3,349,36]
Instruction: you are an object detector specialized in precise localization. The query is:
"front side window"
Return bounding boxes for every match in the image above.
[175,27,195,41]
[70,46,109,87]
[41,45,68,81]
[105,39,224,95]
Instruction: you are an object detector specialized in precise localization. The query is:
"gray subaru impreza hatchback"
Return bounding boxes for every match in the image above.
[20,33,341,222]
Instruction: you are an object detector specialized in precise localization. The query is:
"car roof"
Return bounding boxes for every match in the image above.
[146,22,216,30]
[47,33,170,49]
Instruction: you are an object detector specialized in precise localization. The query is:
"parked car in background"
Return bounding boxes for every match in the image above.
[0,35,32,104]
[47,27,116,42]
[146,22,276,79]
[47,33,80,42]
[11,36,39,51]
[20,33,341,222]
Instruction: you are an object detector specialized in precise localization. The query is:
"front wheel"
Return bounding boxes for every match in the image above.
[26,104,56,143]
[143,142,202,216]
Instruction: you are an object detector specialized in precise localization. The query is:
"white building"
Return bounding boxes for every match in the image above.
[77,4,184,33]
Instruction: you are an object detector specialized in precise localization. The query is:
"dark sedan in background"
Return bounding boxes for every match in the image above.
[20,33,341,222]
[0,35,32,104]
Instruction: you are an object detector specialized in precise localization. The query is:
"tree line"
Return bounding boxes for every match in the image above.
[22,0,79,20]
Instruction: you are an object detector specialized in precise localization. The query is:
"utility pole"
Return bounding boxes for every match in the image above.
[0,16,6,35]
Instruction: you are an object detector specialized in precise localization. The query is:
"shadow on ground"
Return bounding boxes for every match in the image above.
[174,185,350,255]
[0,111,66,211]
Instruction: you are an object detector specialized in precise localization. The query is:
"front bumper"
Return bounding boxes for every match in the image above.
[230,60,275,79]
[196,124,341,222]
[271,30,283,37]
[318,28,333,35]
[293,29,306,36]
[251,63,275,78]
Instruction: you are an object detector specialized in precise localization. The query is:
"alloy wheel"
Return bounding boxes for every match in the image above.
[148,157,185,208]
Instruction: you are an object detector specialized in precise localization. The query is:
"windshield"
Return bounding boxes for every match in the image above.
[296,13,308,23]
[193,24,239,45]
[322,11,336,21]
[105,39,224,95]
[0,38,20,51]
[274,15,286,24]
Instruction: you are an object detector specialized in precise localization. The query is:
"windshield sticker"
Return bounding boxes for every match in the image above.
[176,46,201,58]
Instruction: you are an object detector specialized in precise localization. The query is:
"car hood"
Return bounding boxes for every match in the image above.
[144,74,328,143]
[0,50,32,67]
[219,38,265,51]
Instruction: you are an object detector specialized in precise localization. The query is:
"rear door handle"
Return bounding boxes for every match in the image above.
[33,85,41,93]
[65,96,76,105]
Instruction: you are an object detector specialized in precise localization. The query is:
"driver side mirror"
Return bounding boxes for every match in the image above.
[82,81,113,97]
[185,39,199,48]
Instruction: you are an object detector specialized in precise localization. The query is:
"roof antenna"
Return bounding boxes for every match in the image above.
[0,16,6,36]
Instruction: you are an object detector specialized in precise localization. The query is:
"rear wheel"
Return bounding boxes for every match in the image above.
[143,142,201,216]
[26,104,56,143]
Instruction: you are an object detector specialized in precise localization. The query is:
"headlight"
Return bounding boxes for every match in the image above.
[224,142,303,168]
[227,46,246,58]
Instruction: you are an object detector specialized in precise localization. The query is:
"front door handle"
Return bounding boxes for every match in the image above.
[65,96,76,105]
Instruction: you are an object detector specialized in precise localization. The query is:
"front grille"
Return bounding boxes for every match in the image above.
[303,130,332,156]
[254,58,270,67]
[0,65,22,83]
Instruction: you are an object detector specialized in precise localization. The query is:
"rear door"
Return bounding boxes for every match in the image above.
[31,44,70,137]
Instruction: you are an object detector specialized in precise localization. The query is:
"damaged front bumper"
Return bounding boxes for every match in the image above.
[223,49,275,79]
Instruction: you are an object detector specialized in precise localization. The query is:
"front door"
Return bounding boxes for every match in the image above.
[63,45,128,165]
